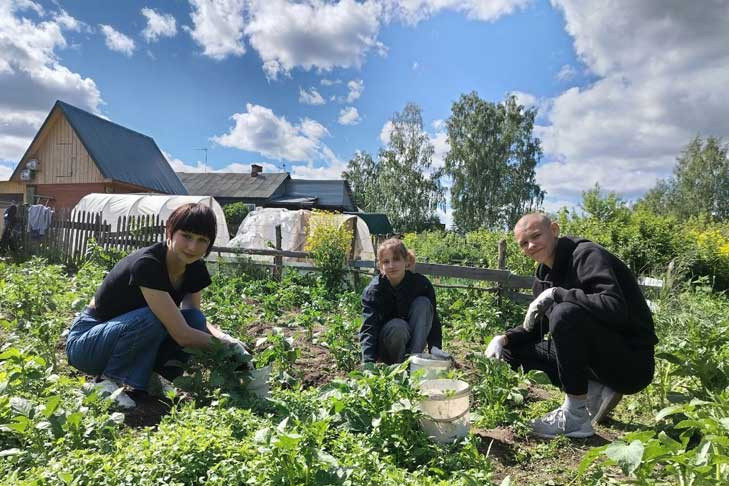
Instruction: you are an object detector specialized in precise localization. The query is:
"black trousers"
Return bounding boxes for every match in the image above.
[502,302,655,395]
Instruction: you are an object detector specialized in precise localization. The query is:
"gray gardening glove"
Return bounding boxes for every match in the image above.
[522,287,556,332]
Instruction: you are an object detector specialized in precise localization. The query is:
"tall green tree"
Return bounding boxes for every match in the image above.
[445,92,544,231]
[376,103,445,232]
[342,151,378,210]
[639,136,729,221]
[581,183,629,223]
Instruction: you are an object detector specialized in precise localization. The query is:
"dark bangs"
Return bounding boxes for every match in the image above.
[166,203,217,255]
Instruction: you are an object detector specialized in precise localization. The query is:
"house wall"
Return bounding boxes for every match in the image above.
[29,180,161,210]
[11,110,104,185]
[0,180,24,194]
[30,183,107,209]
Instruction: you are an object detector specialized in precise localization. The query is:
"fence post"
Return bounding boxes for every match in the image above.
[273,224,283,281]
[349,219,360,289]
[496,238,507,304]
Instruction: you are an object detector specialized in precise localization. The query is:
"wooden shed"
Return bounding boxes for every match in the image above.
[2,100,187,209]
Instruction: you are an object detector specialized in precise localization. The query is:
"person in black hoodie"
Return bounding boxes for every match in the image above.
[360,238,443,365]
[485,213,657,438]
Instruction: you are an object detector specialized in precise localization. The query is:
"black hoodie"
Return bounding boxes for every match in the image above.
[506,236,658,349]
[360,271,442,363]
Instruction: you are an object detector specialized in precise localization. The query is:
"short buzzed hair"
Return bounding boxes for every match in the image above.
[514,212,552,232]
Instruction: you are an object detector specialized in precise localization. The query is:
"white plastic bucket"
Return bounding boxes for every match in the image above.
[409,353,452,381]
[247,365,271,398]
[418,379,470,443]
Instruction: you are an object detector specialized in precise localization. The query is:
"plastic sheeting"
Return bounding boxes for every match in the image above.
[227,207,375,262]
[72,193,229,247]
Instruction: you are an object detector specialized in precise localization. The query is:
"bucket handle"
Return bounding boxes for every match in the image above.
[421,389,470,401]
[422,407,469,423]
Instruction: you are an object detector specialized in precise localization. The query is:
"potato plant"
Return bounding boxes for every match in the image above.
[1,252,728,485]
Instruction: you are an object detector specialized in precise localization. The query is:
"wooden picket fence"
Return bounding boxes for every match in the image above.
[5,208,663,300]
[8,208,165,267]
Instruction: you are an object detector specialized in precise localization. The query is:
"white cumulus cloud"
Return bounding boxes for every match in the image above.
[289,159,347,179]
[298,87,325,105]
[430,122,449,170]
[535,0,729,201]
[379,120,394,145]
[245,0,385,79]
[346,79,364,103]
[141,7,177,42]
[382,0,532,25]
[0,161,14,180]
[556,63,576,81]
[0,1,102,170]
[99,24,135,56]
[509,90,538,111]
[164,150,279,174]
[186,0,246,60]
[338,106,360,125]
[211,103,334,163]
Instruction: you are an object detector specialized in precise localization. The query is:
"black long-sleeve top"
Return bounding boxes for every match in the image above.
[506,236,658,348]
[360,271,443,363]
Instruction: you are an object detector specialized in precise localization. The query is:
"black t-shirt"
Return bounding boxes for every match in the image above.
[88,242,211,322]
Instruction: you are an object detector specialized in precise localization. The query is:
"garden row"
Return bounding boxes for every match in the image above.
[1,246,728,484]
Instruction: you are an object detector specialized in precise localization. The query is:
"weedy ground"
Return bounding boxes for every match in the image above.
[1,258,727,485]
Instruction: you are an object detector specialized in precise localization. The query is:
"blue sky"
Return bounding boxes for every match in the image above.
[2,0,728,226]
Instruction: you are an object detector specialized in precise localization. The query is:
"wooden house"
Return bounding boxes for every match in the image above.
[177,167,358,212]
[1,100,187,209]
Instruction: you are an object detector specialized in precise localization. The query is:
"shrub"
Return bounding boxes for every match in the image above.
[679,223,729,290]
[223,202,251,229]
[305,211,352,292]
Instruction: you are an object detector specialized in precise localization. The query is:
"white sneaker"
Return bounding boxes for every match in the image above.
[587,382,622,424]
[146,372,176,399]
[93,379,136,409]
[531,406,594,439]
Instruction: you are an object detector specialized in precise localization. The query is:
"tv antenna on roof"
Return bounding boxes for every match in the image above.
[194,147,208,172]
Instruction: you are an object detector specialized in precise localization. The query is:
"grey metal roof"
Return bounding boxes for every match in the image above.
[268,195,317,206]
[282,179,356,211]
[56,101,187,194]
[176,172,289,199]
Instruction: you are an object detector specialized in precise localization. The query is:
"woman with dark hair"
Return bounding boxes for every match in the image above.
[66,203,248,408]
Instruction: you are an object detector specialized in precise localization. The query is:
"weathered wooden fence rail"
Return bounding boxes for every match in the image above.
[6,208,662,303]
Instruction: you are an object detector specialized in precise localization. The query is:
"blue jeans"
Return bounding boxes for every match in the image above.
[66,307,210,390]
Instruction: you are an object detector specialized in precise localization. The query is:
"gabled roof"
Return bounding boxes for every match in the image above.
[11,101,187,194]
[51,101,187,194]
[280,179,356,211]
[176,172,289,199]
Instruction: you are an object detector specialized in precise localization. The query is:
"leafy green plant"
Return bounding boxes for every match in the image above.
[465,350,548,429]
[579,395,729,484]
[254,327,300,387]
[222,202,251,230]
[172,338,255,405]
[318,313,360,373]
[0,258,74,367]
[83,239,127,271]
[306,211,353,293]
